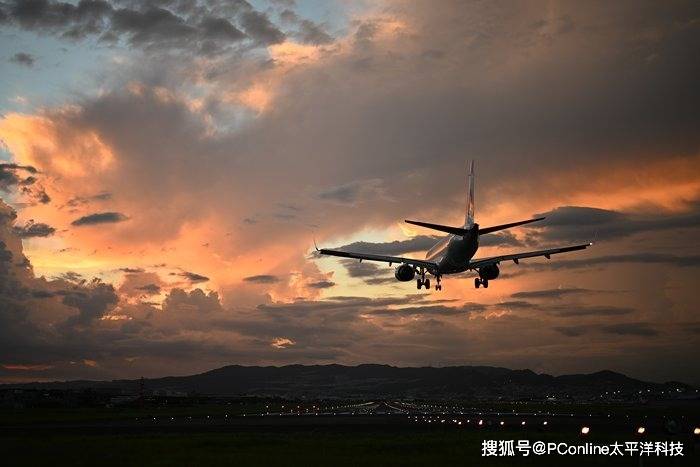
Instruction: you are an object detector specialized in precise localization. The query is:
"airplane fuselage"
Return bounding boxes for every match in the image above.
[425,225,479,275]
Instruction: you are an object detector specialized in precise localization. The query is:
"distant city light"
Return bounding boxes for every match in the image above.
[637,427,645,435]
[543,421,548,426]
[500,421,504,426]
[694,427,700,435]
[478,419,483,426]
[581,426,590,435]
[521,421,526,426]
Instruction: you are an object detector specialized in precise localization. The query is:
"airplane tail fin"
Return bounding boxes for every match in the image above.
[465,160,475,228]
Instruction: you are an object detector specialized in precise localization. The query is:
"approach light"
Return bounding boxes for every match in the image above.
[581,426,590,435]
[637,427,645,435]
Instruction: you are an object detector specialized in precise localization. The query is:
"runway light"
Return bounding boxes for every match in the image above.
[637,427,646,435]
[581,426,590,435]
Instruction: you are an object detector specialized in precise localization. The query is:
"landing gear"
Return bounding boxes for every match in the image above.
[474,278,480,289]
[435,275,442,291]
[416,269,434,290]
[474,277,489,289]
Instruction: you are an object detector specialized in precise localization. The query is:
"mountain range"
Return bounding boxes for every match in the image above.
[3,364,694,400]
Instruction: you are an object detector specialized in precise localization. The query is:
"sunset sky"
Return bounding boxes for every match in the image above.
[0,0,699,384]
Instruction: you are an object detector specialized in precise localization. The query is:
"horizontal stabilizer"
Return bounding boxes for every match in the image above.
[405,220,468,236]
[479,217,545,235]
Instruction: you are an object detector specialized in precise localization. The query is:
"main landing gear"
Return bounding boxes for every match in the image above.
[417,272,442,291]
[474,277,489,289]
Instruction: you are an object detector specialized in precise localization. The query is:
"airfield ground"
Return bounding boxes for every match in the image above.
[1,401,698,466]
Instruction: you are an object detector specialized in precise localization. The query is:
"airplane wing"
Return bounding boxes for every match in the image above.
[467,243,592,270]
[318,248,438,271]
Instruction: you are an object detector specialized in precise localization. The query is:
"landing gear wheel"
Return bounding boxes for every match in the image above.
[416,279,422,290]
[424,279,430,289]
[474,278,481,289]
[482,278,489,289]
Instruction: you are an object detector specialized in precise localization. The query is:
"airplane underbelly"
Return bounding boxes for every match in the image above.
[437,237,476,274]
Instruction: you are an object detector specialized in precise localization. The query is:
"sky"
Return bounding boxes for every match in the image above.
[0,0,699,385]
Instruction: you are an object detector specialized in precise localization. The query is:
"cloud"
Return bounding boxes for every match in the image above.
[71,212,128,226]
[555,322,659,337]
[162,288,222,313]
[136,283,161,294]
[12,220,55,238]
[525,253,700,270]
[0,0,291,54]
[9,52,35,67]
[239,10,285,45]
[529,205,700,243]
[511,288,595,299]
[173,271,210,284]
[243,274,280,284]
[307,280,335,289]
[0,163,38,192]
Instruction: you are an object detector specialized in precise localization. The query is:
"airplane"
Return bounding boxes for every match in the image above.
[316,161,591,291]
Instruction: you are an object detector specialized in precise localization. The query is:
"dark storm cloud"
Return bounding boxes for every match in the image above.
[118,267,144,273]
[279,9,332,44]
[555,322,659,337]
[64,192,111,208]
[336,231,522,256]
[511,287,596,299]
[317,184,361,204]
[369,302,486,317]
[136,283,160,294]
[0,164,38,192]
[548,305,634,318]
[0,0,295,53]
[530,206,700,243]
[338,236,440,255]
[9,52,35,67]
[199,16,245,41]
[525,253,700,271]
[71,211,128,226]
[339,259,390,278]
[173,271,210,283]
[12,220,56,238]
[242,274,280,284]
[239,10,285,45]
[61,280,118,327]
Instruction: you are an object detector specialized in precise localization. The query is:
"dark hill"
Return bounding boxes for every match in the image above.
[2,364,693,400]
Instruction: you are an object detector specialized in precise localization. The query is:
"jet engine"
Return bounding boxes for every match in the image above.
[478,264,500,280]
[394,264,416,282]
